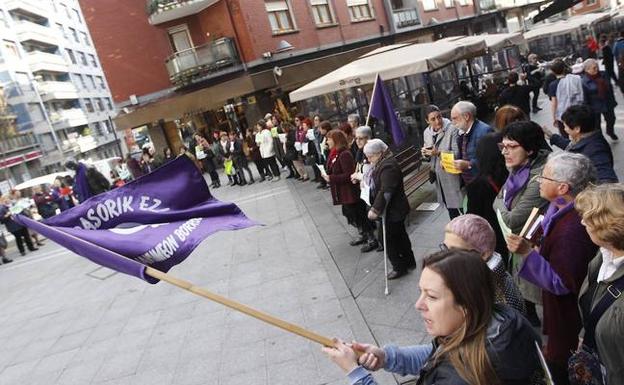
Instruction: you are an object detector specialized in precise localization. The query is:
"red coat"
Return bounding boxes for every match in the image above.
[328,149,358,205]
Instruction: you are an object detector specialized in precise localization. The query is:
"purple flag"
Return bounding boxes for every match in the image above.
[15,156,257,283]
[369,74,405,145]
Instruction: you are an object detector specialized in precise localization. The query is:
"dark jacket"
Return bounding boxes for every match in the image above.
[285,130,298,161]
[0,205,25,233]
[550,131,619,183]
[371,151,410,223]
[328,149,358,206]
[602,45,615,74]
[457,119,493,182]
[498,84,532,116]
[33,192,57,219]
[231,139,248,167]
[417,306,541,385]
[86,167,110,196]
[244,135,261,161]
[582,72,617,113]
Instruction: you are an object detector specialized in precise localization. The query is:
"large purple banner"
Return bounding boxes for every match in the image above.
[16,156,257,283]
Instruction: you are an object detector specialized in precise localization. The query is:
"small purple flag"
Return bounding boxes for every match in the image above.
[15,156,257,283]
[369,74,405,145]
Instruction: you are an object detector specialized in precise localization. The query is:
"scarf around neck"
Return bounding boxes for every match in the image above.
[541,198,575,237]
[503,163,531,210]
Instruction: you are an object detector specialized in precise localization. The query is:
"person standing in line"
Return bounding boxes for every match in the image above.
[365,139,416,279]
[245,127,267,183]
[255,119,281,181]
[498,72,533,116]
[0,196,38,256]
[450,101,493,215]
[581,58,619,141]
[525,53,544,113]
[600,34,618,85]
[229,131,254,186]
[421,105,463,219]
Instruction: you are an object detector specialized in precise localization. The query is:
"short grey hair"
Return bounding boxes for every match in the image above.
[348,114,360,124]
[547,152,596,196]
[583,58,598,71]
[355,125,372,139]
[363,139,388,156]
[452,101,477,118]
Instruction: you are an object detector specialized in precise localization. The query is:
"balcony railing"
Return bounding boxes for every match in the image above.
[5,0,49,19]
[393,8,420,29]
[27,51,68,73]
[16,21,59,47]
[165,37,241,87]
[37,81,79,101]
[146,0,219,25]
[49,108,88,130]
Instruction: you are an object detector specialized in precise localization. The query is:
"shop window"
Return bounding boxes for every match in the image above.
[310,0,334,26]
[265,1,296,34]
[421,0,437,11]
[347,0,374,21]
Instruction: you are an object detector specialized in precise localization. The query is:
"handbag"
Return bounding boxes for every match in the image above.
[568,274,624,385]
[223,159,234,176]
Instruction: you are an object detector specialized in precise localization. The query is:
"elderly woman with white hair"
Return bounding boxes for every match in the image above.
[364,139,415,279]
[582,58,618,140]
[507,152,599,384]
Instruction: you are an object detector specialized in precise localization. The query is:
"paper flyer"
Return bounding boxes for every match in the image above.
[496,209,512,238]
[440,152,462,174]
[317,164,327,176]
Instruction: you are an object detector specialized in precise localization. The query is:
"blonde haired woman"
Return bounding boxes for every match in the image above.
[575,183,624,385]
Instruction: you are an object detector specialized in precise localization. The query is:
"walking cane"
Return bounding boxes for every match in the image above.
[382,192,392,296]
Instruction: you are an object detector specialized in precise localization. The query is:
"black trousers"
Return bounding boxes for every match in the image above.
[253,159,269,179]
[12,228,35,253]
[531,86,540,109]
[594,109,616,135]
[263,156,280,177]
[208,170,220,185]
[385,220,415,273]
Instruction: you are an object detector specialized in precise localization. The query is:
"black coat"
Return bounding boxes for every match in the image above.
[551,131,619,183]
[371,151,410,223]
[498,85,532,115]
[0,205,24,233]
[86,168,110,195]
[231,139,248,167]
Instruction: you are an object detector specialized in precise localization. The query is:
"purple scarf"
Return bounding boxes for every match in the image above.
[503,164,531,210]
[541,198,575,237]
[75,163,91,203]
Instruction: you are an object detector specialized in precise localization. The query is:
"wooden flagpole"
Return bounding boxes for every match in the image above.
[145,267,336,347]
[365,73,380,127]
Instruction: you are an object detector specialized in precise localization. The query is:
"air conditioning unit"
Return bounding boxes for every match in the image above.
[129,94,139,105]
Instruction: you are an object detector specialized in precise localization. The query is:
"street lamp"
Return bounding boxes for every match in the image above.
[32,75,65,168]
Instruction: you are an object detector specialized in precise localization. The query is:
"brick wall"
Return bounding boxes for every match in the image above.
[416,0,476,27]
[80,0,172,104]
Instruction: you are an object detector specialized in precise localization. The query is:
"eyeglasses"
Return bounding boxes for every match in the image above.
[355,137,367,141]
[534,174,567,184]
[439,242,449,251]
[497,142,522,152]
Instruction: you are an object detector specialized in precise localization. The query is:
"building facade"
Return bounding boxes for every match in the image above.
[81,0,530,153]
[0,0,121,187]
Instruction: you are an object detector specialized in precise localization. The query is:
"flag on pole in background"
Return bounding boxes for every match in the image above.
[15,156,258,283]
[369,74,406,145]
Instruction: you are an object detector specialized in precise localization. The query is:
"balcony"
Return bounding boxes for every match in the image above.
[393,8,420,29]
[49,108,88,130]
[16,21,59,47]
[36,81,79,102]
[147,0,220,25]
[5,0,49,19]
[4,83,38,105]
[165,37,241,88]
[479,0,497,12]
[27,51,68,74]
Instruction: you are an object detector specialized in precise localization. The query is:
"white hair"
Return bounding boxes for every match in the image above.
[547,152,596,195]
[355,125,373,138]
[363,139,388,156]
[583,58,598,70]
[348,114,360,124]
[452,101,477,118]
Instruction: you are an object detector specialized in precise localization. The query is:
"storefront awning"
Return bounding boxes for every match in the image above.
[441,33,526,53]
[527,11,612,39]
[533,0,583,23]
[289,39,487,102]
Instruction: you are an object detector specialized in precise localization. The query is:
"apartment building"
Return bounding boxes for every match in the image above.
[0,0,121,186]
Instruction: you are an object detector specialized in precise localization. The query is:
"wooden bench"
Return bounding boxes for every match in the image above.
[394,145,430,199]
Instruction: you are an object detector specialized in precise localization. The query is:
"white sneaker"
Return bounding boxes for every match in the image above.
[272,176,281,182]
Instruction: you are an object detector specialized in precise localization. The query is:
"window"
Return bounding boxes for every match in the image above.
[444,0,454,7]
[3,40,20,60]
[86,75,94,88]
[80,32,89,46]
[265,1,295,33]
[61,3,71,18]
[167,25,193,54]
[69,27,79,43]
[76,73,86,88]
[456,0,468,5]
[56,23,66,39]
[65,48,76,64]
[88,54,97,67]
[0,10,8,28]
[95,98,104,111]
[73,8,82,23]
[310,0,334,25]
[346,0,374,21]
[103,119,112,133]
[78,51,87,65]
[421,0,437,10]
[96,76,105,89]
[84,98,94,113]
[106,98,113,110]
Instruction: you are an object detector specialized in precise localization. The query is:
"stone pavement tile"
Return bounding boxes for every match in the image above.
[0,359,38,384]
[224,318,268,347]
[302,298,345,327]
[219,340,266,377]
[121,311,161,335]
[264,334,314,365]
[55,361,101,385]
[109,328,152,353]
[353,297,413,328]
[125,367,175,385]
[227,270,264,292]
[186,311,227,335]
[221,368,266,385]
[178,331,223,364]
[260,308,307,340]
[29,348,79,377]
[148,319,190,347]
[0,330,35,353]
[367,323,427,347]
[9,337,57,365]
[172,356,221,385]
[94,348,144,382]
[157,301,197,326]
[84,320,125,345]
[265,355,319,385]
[48,328,92,355]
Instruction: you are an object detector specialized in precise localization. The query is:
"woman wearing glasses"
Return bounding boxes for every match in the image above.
[492,120,550,327]
[507,152,598,384]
